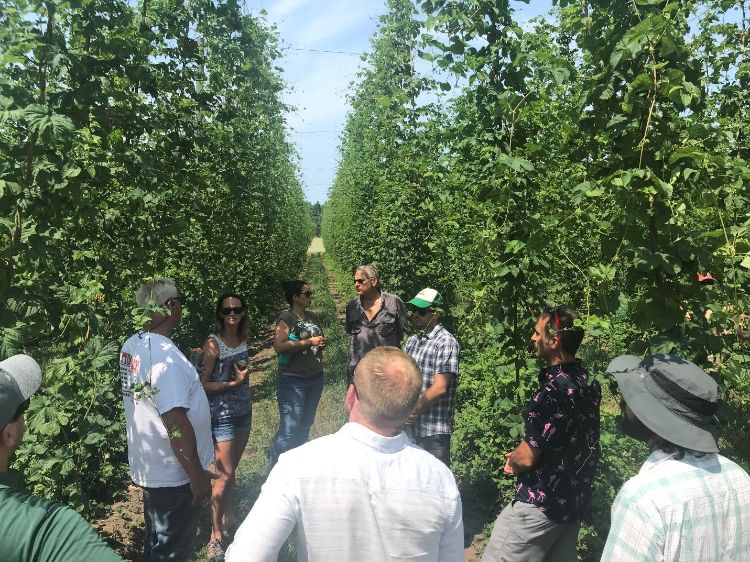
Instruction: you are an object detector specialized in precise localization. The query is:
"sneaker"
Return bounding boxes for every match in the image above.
[207,538,225,562]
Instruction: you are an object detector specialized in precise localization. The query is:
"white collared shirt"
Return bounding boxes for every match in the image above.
[226,422,464,561]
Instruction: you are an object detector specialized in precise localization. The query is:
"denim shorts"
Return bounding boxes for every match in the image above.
[212,412,252,443]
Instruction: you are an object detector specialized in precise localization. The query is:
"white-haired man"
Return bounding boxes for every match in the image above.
[226,346,464,562]
[119,278,215,561]
[346,265,406,383]
[1,354,124,561]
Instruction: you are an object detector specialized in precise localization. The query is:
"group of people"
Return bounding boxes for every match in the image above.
[1,266,749,561]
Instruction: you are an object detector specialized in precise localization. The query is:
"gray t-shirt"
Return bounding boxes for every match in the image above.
[278,310,324,376]
[346,291,406,375]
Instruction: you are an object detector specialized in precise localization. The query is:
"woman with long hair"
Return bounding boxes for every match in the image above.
[269,280,326,468]
[200,292,251,561]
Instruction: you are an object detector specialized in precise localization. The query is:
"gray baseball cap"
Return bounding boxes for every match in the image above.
[0,355,42,428]
[607,354,720,453]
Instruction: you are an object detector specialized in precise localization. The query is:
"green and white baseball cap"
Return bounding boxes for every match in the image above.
[407,288,443,309]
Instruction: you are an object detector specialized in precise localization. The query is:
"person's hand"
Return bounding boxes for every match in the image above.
[309,335,326,348]
[234,364,249,384]
[191,470,218,505]
[503,452,515,475]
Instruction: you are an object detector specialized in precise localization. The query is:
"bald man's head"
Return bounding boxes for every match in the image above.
[353,347,422,428]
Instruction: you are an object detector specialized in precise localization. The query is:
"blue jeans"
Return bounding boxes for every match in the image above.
[142,484,198,561]
[269,372,324,468]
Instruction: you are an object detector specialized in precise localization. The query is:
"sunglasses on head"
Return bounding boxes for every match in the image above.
[221,306,245,315]
[543,306,564,334]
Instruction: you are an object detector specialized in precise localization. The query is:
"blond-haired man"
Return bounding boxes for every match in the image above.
[227,347,463,562]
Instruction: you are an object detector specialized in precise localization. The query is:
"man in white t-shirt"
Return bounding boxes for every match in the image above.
[119,278,214,562]
[226,346,463,562]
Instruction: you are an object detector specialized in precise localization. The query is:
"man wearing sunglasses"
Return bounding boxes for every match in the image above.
[403,288,460,467]
[346,265,406,384]
[119,278,215,561]
[482,306,601,562]
[1,354,124,561]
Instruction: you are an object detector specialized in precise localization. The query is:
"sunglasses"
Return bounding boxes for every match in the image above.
[300,291,313,297]
[354,278,370,285]
[221,306,245,315]
[412,307,432,316]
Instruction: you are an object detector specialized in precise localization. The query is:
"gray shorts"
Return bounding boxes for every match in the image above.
[481,500,579,562]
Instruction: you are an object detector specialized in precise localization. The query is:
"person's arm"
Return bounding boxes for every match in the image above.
[601,484,662,561]
[396,297,407,342]
[412,372,454,415]
[504,439,542,475]
[200,337,248,394]
[437,494,464,562]
[225,468,298,561]
[161,407,214,504]
[35,504,125,562]
[273,319,324,354]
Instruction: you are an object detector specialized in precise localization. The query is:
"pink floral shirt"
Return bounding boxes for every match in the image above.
[515,361,601,522]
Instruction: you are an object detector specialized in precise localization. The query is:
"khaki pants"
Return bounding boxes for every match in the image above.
[481,500,579,562]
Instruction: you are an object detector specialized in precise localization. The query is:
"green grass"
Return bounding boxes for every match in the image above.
[190,254,348,561]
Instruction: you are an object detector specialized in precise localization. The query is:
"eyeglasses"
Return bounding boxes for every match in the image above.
[354,278,370,285]
[221,306,245,315]
[300,291,313,297]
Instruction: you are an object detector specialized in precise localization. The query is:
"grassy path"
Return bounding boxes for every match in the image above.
[189,253,349,561]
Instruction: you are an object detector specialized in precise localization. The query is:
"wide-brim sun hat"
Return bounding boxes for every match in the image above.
[407,288,443,309]
[607,353,720,453]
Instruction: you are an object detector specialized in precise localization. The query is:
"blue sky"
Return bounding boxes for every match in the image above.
[244,1,554,204]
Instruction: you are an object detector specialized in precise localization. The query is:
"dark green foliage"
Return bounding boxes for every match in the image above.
[323,0,749,558]
[1,0,312,513]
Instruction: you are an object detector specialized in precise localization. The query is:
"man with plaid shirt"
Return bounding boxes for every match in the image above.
[404,288,460,467]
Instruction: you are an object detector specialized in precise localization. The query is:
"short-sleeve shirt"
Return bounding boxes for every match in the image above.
[515,361,601,523]
[206,334,251,421]
[278,310,324,376]
[346,291,406,374]
[404,324,460,437]
[119,332,214,487]
[0,472,124,562]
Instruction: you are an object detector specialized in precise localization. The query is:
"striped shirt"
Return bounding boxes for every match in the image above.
[404,324,460,437]
[602,450,750,562]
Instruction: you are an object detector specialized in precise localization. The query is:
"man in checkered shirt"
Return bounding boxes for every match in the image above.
[404,288,460,467]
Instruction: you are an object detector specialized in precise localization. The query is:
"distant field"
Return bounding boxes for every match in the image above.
[307,237,325,254]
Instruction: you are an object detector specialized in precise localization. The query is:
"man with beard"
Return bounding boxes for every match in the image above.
[603,354,750,561]
[482,306,601,562]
